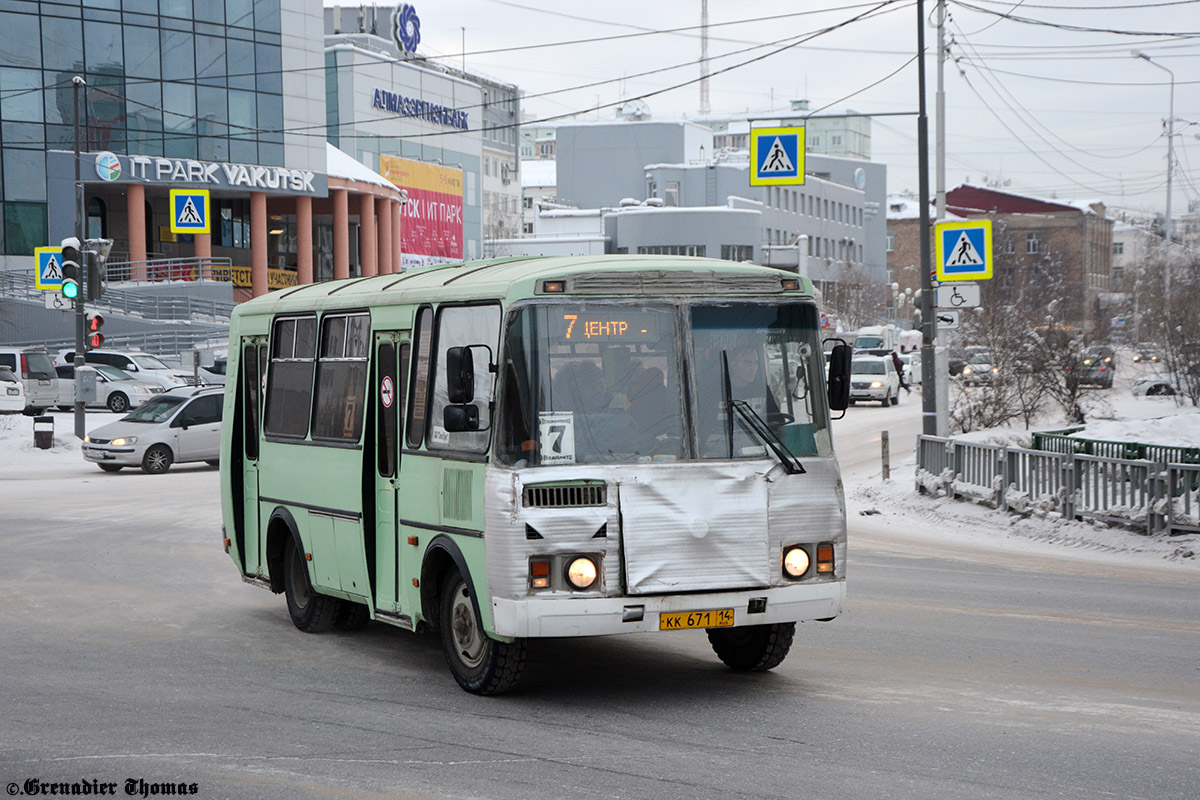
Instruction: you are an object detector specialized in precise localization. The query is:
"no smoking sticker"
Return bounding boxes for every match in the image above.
[380,375,395,408]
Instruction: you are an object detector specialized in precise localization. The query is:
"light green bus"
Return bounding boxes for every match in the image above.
[220,255,852,694]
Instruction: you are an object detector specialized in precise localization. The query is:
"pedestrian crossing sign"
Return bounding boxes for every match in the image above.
[750,126,805,186]
[935,219,993,281]
[170,189,210,234]
[35,246,64,290]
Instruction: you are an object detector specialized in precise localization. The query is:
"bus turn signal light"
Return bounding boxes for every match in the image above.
[816,544,834,574]
[530,559,551,589]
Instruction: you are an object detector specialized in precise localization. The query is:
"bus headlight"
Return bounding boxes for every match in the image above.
[782,546,810,578]
[566,556,598,589]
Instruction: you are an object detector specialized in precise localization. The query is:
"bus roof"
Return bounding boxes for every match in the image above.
[232,255,814,319]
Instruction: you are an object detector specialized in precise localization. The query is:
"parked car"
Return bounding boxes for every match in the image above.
[906,351,923,385]
[848,356,900,407]
[1131,374,1178,397]
[82,386,223,474]
[960,352,999,385]
[0,366,26,414]
[198,356,228,386]
[58,349,200,391]
[0,346,60,414]
[55,364,163,413]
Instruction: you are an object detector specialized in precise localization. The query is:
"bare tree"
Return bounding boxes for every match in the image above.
[830,265,886,330]
[1137,249,1200,406]
[952,227,1088,430]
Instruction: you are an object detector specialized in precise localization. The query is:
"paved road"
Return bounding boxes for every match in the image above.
[1,400,1197,799]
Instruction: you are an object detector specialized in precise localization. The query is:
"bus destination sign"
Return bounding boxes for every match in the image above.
[559,312,659,342]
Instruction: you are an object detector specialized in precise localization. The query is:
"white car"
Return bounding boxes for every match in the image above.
[82,386,223,474]
[58,349,199,391]
[1131,374,1178,397]
[55,364,162,413]
[0,366,26,414]
[849,356,900,407]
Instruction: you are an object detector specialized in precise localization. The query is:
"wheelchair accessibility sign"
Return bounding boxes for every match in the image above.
[170,189,210,234]
[750,126,805,186]
[935,219,992,281]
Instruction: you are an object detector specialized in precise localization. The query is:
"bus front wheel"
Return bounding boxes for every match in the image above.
[283,539,338,633]
[707,622,796,672]
[439,573,526,695]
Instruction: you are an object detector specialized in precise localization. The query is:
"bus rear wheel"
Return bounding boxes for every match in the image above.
[707,622,796,672]
[283,539,337,633]
[440,572,526,695]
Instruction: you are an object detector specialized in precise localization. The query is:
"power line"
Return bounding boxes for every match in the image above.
[949,0,1200,34]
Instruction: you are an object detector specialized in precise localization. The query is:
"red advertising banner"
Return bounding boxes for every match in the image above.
[380,155,463,270]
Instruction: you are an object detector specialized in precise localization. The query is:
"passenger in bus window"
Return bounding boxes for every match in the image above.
[627,366,670,440]
[556,360,637,462]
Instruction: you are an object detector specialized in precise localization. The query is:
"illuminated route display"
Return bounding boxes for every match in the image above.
[557,311,660,343]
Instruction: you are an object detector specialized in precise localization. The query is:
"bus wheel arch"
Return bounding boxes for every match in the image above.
[265,507,302,595]
[419,535,477,632]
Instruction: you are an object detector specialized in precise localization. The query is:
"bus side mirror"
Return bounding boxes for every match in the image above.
[443,404,480,432]
[827,343,852,412]
[446,346,475,404]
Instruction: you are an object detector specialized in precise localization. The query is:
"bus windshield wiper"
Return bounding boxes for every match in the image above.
[729,399,805,475]
[720,350,805,475]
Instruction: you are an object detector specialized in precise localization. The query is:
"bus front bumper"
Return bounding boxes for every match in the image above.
[490,581,845,639]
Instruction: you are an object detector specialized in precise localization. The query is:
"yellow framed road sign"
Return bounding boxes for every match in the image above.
[750,126,805,186]
[170,189,210,234]
[935,219,993,281]
[35,246,64,290]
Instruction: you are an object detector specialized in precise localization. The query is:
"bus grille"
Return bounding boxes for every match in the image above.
[523,483,607,508]
[566,271,789,295]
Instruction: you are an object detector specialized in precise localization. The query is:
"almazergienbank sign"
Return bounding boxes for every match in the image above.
[89,150,327,196]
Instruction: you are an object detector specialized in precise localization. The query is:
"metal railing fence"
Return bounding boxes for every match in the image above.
[917,435,1199,537]
[1,269,236,321]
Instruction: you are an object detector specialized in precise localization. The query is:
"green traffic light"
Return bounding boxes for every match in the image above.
[62,280,79,299]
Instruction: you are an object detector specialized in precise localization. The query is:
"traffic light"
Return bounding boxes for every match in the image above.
[85,237,112,302]
[60,237,81,301]
[86,313,105,350]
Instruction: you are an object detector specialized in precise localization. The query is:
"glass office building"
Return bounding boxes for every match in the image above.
[0,0,326,265]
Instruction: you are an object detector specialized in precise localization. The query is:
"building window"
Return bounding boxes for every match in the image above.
[1112,265,1124,283]
[1026,232,1041,254]
[1113,241,1124,255]
[523,222,533,234]
[721,245,753,262]
[637,245,706,257]
[886,230,894,252]
[665,181,680,207]
[831,135,842,146]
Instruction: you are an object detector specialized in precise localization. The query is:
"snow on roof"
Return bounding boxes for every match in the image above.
[326,143,399,191]
[886,194,967,221]
[521,160,556,187]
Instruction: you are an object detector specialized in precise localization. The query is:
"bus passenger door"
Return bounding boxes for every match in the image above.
[239,338,267,576]
[373,333,409,616]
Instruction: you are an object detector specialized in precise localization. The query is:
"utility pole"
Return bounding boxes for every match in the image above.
[917,0,936,435]
[935,0,946,220]
[72,75,87,441]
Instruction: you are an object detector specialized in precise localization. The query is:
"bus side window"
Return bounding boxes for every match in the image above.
[313,312,370,441]
[407,307,434,449]
[428,304,501,453]
[265,315,316,438]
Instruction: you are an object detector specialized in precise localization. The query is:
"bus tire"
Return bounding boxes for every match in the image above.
[707,622,796,672]
[283,538,337,633]
[440,572,526,695]
[334,601,371,631]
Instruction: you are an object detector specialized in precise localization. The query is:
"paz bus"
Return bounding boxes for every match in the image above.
[219,255,852,694]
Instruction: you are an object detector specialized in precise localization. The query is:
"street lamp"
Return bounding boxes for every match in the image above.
[1131,49,1175,296]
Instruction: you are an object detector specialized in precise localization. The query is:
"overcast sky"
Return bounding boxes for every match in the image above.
[339,0,1199,220]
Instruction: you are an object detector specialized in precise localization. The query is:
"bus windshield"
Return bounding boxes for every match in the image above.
[497,300,831,467]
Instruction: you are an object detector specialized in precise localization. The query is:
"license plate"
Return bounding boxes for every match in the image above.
[6,388,16,395]
[659,608,734,631]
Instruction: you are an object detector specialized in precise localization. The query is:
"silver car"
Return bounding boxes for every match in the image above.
[55,364,162,413]
[82,386,223,474]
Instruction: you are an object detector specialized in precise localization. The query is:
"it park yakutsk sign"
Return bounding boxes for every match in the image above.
[91,151,324,195]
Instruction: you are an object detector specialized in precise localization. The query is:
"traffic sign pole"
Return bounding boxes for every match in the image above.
[72,75,87,441]
[916,0,938,436]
